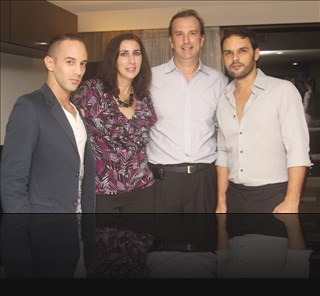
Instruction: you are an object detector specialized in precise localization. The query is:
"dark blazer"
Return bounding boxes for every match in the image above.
[0,84,96,213]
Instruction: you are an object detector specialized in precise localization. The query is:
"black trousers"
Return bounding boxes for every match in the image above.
[226,182,288,213]
[150,164,217,213]
[95,185,154,213]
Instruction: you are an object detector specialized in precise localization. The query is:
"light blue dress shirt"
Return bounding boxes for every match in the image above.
[147,57,228,164]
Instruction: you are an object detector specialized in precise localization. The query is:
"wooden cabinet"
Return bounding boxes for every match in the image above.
[0,1,10,42]
[80,30,141,62]
[1,0,77,57]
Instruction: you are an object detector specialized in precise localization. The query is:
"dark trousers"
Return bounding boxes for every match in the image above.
[150,164,217,213]
[226,182,288,213]
[95,185,154,213]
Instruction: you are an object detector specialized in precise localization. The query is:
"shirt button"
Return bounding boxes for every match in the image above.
[76,172,79,177]
[239,132,242,135]
[240,150,243,153]
[233,115,236,118]
[240,169,243,172]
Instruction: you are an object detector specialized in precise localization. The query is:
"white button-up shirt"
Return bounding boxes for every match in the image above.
[147,58,228,164]
[216,69,311,186]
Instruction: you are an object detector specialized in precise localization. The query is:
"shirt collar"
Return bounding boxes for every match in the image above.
[253,68,268,91]
[165,57,209,76]
[225,68,267,97]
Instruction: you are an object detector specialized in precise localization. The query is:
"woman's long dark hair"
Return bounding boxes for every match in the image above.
[97,33,152,100]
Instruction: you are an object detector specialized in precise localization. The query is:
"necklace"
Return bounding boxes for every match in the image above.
[114,88,134,108]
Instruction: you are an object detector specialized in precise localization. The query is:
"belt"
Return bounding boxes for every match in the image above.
[151,240,211,252]
[149,162,213,174]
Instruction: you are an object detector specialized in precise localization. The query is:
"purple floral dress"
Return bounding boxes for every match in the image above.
[73,79,157,195]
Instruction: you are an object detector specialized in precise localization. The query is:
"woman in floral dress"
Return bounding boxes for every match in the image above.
[73,33,156,212]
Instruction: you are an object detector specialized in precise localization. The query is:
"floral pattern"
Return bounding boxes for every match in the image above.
[88,227,154,278]
[73,79,157,195]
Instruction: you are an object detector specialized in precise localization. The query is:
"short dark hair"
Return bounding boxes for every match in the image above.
[47,33,85,57]
[221,27,259,51]
[168,9,205,37]
[97,33,152,100]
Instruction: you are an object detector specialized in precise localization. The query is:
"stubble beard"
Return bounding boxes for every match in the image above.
[228,59,256,80]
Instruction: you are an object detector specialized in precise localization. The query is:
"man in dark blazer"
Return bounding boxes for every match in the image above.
[0,34,96,213]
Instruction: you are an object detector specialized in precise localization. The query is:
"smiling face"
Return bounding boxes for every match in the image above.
[169,16,204,63]
[222,35,260,80]
[116,39,142,83]
[45,39,88,95]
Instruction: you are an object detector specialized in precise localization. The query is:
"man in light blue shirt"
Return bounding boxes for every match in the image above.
[147,9,228,213]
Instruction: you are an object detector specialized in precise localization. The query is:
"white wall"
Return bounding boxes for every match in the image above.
[0,53,47,144]
[76,1,320,32]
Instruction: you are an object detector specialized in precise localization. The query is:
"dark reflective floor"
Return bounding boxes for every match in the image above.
[0,214,319,278]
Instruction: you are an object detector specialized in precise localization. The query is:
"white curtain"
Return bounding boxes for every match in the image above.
[201,27,224,72]
[140,28,172,68]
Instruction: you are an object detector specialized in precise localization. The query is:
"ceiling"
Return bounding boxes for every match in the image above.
[48,1,320,69]
[48,1,219,13]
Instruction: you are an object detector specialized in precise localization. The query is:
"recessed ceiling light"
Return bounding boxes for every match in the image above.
[292,62,298,66]
[260,50,284,55]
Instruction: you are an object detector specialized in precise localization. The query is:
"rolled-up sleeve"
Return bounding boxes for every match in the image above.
[278,82,311,168]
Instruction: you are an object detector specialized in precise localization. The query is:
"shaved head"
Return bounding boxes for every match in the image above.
[47,33,85,60]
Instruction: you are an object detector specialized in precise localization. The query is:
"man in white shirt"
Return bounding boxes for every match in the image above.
[215,27,311,213]
[147,9,228,213]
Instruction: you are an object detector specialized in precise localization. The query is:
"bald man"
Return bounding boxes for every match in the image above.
[1,34,95,213]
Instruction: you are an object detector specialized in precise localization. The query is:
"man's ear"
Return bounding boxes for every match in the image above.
[169,37,174,49]
[200,35,205,48]
[44,56,54,71]
[254,48,260,62]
